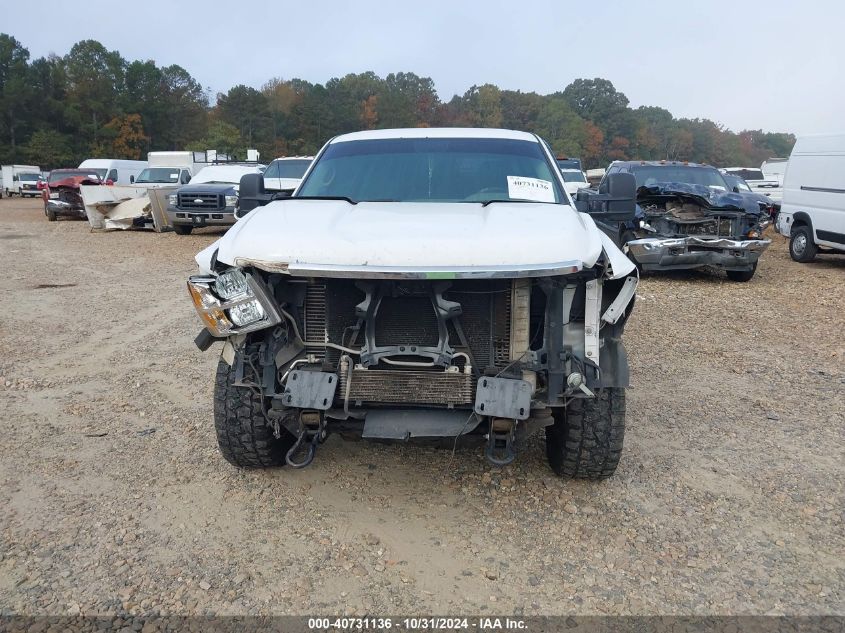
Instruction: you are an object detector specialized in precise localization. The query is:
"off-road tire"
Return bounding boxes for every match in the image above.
[546,387,625,479]
[45,206,57,221]
[726,263,757,282]
[789,225,817,262]
[173,224,193,235]
[213,358,296,468]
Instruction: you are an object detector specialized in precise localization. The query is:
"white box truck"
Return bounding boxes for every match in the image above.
[1,164,43,198]
[134,151,224,187]
[78,159,147,185]
[776,133,845,261]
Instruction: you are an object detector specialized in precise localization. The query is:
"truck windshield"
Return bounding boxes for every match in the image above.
[631,166,728,190]
[19,173,42,182]
[298,138,564,204]
[723,174,752,192]
[560,170,586,183]
[266,159,311,179]
[136,168,180,183]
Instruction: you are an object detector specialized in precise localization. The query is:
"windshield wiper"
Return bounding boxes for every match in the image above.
[291,195,358,205]
[480,199,535,207]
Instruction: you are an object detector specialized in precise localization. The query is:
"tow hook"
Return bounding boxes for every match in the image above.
[485,417,516,466]
[285,410,325,469]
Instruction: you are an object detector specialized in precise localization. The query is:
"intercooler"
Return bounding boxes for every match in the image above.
[338,367,474,406]
[301,279,524,407]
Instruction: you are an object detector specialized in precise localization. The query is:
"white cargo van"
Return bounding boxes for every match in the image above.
[776,134,845,261]
[78,159,147,185]
[1,164,43,197]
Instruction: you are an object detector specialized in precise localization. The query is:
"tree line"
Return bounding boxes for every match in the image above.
[0,34,795,170]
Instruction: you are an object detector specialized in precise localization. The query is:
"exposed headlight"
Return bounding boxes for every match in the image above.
[168,194,177,206]
[187,270,280,336]
[229,300,266,326]
[214,268,249,299]
[225,195,238,208]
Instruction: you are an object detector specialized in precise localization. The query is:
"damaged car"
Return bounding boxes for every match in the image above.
[590,161,771,281]
[41,168,104,221]
[187,128,639,478]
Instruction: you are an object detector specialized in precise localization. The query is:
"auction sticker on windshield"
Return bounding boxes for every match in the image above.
[506,176,555,203]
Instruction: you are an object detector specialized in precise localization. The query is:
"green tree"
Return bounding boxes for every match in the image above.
[0,34,33,160]
[22,128,73,168]
[534,97,586,156]
[188,120,244,156]
[63,40,125,148]
[217,85,270,147]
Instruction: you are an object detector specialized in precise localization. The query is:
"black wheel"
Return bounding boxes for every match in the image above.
[45,206,57,221]
[789,225,817,262]
[726,263,757,282]
[546,388,625,479]
[173,224,193,235]
[213,357,296,468]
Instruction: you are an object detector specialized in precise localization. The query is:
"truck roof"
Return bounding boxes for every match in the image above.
[612,160,716,169]
[332,128,538,144]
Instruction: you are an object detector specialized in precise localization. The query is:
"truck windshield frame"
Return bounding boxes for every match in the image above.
[297,137,566,204]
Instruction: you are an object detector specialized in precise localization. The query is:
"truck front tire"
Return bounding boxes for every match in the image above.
[45,207,57,221]
[726,263,757,282]
[546,388,625,479]
[213,358,296,468]
[173,225,193,235]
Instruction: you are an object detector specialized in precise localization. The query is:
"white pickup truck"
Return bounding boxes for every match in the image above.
[186,128,640,479]
[722,167,783,208]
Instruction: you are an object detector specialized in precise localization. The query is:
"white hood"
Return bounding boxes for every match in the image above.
[197,199,632,279]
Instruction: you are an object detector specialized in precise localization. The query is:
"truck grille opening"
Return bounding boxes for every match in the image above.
[178,193,223,210]
[301,279,521,406]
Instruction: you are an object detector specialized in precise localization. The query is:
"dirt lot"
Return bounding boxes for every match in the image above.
[0,196,843,617]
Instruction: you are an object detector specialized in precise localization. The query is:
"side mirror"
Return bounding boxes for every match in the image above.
[236,173,270,218]
[732,185,741,193]
[577,173,637,221]
[130,175,135,184]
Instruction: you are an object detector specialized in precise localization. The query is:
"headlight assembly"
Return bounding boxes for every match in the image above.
[225,195,238,208]
[168,194,177,206]
[187,270,281,336]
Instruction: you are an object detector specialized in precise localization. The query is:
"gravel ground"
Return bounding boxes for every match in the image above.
[0,197,843,617]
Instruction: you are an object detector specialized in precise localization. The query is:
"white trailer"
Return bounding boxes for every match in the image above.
[1,164,42,198]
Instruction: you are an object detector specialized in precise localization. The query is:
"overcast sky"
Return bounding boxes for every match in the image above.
[6,0,843,135]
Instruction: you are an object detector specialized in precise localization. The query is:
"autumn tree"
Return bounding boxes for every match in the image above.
[102,113,148,159]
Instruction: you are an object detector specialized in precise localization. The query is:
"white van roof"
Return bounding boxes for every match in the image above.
[791,134,845,155]
[79,158,147,168]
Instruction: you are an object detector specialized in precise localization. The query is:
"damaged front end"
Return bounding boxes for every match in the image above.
[44,176,101,219]
[625,183,771,274]
[189,260,637,468]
